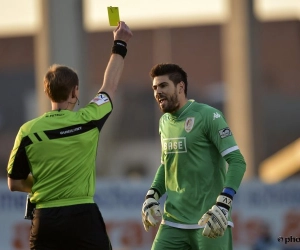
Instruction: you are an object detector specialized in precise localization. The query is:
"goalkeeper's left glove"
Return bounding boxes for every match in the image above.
[198,193,233,238]
[141,188,162,232]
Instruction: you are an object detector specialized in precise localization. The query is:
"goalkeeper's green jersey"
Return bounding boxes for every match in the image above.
[151,100,245,227]
[7,92,112,209]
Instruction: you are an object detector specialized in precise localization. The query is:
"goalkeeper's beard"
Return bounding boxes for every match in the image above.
[158,91,180,113]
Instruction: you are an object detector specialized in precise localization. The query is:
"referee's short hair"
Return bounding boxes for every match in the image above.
[44,64,79,102]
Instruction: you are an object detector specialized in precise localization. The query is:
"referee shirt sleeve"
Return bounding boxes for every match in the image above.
[81,92,113,131]
[7,129,31,180]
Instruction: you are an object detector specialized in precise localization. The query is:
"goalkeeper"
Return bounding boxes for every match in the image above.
[141,63,246,250]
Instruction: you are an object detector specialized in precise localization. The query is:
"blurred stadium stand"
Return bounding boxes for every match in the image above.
[1,0,300,182]
[1,20,300,179]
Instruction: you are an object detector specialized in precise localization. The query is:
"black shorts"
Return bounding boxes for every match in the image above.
[29,203,112,250]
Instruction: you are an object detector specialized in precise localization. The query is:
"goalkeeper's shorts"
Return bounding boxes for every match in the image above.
[29,203,112,250]
[152,224,233,250]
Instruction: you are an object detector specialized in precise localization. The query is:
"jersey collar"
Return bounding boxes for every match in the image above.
[170,99,194,119]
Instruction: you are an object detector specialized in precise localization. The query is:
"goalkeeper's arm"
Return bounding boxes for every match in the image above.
[199,148,245,238]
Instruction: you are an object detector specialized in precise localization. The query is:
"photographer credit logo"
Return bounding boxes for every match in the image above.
[278,236,300,244]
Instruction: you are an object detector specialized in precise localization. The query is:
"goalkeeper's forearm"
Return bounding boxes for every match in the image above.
[145,188,161,200]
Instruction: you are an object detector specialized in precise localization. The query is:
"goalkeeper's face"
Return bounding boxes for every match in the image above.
[153,75,180,113]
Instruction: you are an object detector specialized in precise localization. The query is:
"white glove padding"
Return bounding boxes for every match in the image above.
[198,193,232,238]
[141,189,162,231]
[198,205,229,238]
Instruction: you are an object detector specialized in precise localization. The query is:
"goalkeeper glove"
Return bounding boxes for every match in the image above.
[141,188,162,231]
[198,193,233,238]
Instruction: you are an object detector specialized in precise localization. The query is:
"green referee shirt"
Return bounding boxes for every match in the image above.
[7,92,112,208]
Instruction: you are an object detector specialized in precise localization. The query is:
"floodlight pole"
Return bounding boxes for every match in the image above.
[152,28,173,133]
[34,0,87,115]
[222,0,263,179]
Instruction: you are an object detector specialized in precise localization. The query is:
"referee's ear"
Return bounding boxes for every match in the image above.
[72,85,79,98]
[71,88,76,98]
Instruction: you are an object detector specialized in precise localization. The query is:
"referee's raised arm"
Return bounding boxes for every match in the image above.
[99,21,133,101]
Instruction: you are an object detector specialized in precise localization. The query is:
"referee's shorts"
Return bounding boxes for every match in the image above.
[29,203,112,250]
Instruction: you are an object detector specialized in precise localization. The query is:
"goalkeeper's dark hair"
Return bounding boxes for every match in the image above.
[150,63,188,96]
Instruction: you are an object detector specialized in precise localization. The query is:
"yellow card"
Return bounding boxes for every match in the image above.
[107,6,120,26]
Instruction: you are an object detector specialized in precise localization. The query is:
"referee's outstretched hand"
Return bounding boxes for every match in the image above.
[114,21,133,43]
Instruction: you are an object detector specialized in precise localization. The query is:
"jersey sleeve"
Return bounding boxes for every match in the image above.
[151,164,166,198]
[203,106,246,191]
[81,92,113,130]
[223,150,246,191]
[204,106,239,157]
[159,117,164,164]
[7,128,31,180]
[151,118,166,198]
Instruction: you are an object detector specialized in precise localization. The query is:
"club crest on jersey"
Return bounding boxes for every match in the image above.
[184,117,195,133]
[90,93,109,106]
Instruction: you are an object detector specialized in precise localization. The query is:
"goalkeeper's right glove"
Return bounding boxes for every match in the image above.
[198,193,233,238]
[141,188,162,231]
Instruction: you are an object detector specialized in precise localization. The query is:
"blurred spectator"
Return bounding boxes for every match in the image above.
[252,222,280,250]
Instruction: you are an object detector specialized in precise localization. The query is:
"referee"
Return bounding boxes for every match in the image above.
[7,21,133,250]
